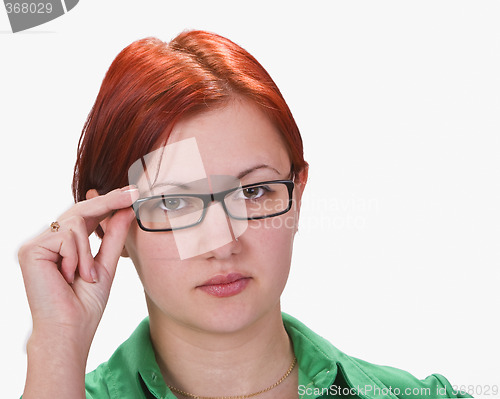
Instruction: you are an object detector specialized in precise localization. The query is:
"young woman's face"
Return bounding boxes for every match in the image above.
[124,99,305,333]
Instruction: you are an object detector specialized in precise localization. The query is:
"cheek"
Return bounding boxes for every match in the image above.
[125,227,185,290]
[247,213,297,283]
[250,202,298,247]
[253,222,295,256]
[126,224,182,263]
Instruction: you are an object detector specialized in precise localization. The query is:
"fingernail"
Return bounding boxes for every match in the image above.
[121,185,138,193]
[90,267,98,283]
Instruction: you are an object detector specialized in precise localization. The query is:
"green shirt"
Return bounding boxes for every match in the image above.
[85,313,472,399]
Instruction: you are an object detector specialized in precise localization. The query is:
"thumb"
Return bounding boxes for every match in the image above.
[94,207,135,282]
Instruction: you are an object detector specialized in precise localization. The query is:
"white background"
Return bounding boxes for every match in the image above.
[1,1,499,397]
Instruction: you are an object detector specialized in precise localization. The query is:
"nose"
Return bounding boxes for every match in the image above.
[198,202,244,259]
[172,201,246,260]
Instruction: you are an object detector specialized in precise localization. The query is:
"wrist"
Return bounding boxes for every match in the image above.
[27,327,92,365]
[24,331,89,399]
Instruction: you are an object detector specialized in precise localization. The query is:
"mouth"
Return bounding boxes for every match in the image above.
[196,273,251,298]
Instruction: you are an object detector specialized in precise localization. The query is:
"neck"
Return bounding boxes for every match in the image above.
[147,300,296,398]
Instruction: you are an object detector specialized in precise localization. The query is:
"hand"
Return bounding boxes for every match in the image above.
[18,185,139,349]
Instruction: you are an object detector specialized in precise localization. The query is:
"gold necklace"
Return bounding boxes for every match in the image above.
[167,356,297,399]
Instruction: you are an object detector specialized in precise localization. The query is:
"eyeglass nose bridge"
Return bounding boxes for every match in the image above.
[195,188,242,224]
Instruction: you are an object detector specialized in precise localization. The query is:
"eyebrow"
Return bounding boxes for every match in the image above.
[237,164,281,179]
[149,181,192,192]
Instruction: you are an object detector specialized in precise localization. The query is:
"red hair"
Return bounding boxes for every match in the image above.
[73,30,307,235]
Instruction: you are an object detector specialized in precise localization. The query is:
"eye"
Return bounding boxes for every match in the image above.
[235,185,271,200]
[159,197,188,212]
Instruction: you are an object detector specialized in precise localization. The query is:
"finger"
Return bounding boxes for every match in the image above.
[80,186,138,225]
[31,229,79,284]
[94,207,135,282]
[58,230,79,284]
[64,216,96,284]
[59,186,139,236]
[19,235,60,281]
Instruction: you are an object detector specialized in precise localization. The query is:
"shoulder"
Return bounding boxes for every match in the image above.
[282,312,471,399]
[346,356,472,398]
[85,361,117,399]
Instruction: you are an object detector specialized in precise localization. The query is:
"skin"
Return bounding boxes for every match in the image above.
[19,98,308,399]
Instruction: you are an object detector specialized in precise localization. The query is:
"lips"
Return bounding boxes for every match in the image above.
[199,272,247,286]
[197,273,251,298]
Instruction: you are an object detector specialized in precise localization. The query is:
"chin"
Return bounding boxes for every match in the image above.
[190,296,281,336]
[190,303,256,334]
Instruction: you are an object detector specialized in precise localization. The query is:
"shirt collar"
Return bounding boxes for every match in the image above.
[106,317,169,398]
[282,312,338,392]
[282,313,402,399]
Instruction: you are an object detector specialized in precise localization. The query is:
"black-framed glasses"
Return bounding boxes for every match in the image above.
[132,180,294,232]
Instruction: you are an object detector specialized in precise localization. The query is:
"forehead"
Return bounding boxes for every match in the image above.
[167,99,291,176]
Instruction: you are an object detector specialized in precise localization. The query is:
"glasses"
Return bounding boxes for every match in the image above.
[132,180,294,232]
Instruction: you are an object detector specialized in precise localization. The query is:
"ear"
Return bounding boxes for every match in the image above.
[292,165,309,233]
[294,164,309,201]
[86,189,130,258]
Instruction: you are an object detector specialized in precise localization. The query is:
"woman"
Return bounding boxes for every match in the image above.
[19,30,470,399]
